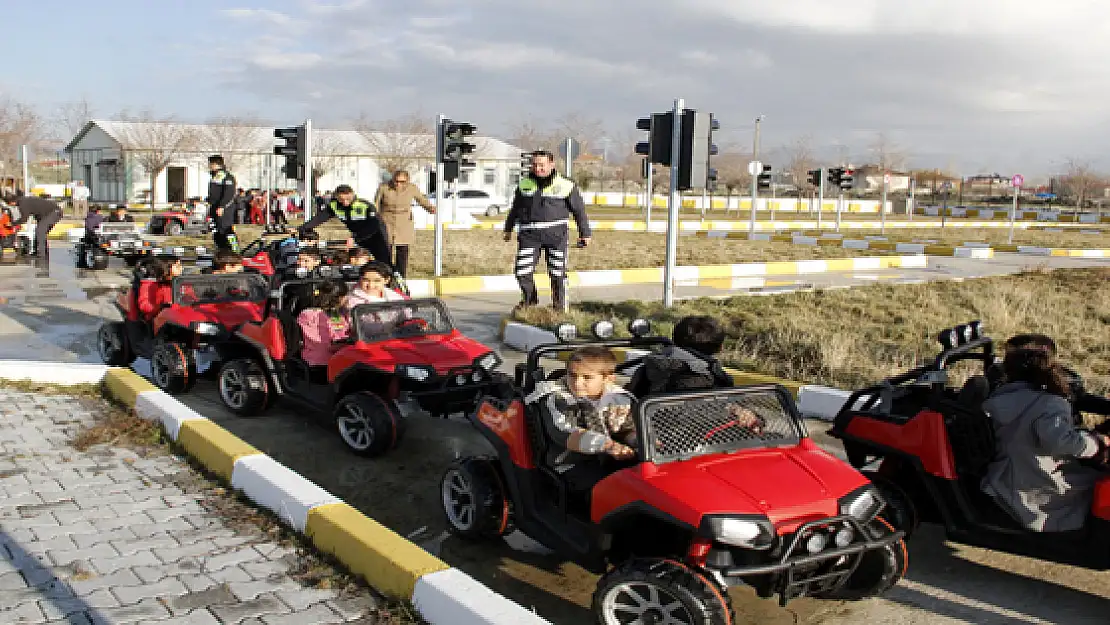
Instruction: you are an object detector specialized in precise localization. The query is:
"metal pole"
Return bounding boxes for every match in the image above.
[20,145,29,193]
[909,179,915,221]
[645,161,653,226]
[748,116,762,233]
[565,138,573,179]
[663,98,684,308]
[770,182,776,222]
[836,191,843,233]
[817,169,824,230]
[880,173,888,234]
[701,186,708,218]
[434,115,446,277]
[942,187,948,229]
[1009,183,1019,244]
[303,119,314,222]
[450,178,459,224]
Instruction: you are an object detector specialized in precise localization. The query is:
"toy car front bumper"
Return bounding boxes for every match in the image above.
[403,366,502,414]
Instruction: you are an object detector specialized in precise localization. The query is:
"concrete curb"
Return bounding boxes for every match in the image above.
[696,231,997,259]
[497,321,851,421]
[0,361,549,625]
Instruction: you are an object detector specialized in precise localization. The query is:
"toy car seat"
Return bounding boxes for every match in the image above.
[958,375,991,410]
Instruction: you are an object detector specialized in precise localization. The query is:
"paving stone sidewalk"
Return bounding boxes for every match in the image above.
[0,389,381,624]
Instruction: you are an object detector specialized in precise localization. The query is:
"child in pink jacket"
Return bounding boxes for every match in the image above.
[296,280,350,367]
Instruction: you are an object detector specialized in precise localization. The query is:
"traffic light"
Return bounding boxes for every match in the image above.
[677,110,718,191]
[274,126,306,180]
[707,167,719,192]
[839,168,854,191]
[439,119,477,183]
[520,151,533,171]
[807,169,823,187]
[640,158,649,179]
[827,167,844,187]
[635,112,674,166]
[757,165,772,190]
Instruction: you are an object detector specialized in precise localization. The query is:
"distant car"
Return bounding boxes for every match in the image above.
[428,189,508,217]
[149,205,210,237]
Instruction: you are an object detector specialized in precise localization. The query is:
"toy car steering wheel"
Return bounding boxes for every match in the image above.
[396,318,428,332]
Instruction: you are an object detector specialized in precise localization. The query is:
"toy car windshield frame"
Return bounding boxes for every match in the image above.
[350,298,454,343]
[172,273,270,306]
[635,385,805,464]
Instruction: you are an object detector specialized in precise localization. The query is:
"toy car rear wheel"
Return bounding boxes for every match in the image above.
[150,339,197,395]
[864,471,920,539]
[217,358,272,416]
[166,220,185,236]
[593,559,734,625]
[814,517,907,601]
[334,392,400,457]
[441,456,513,540]
[97,322,131,366]
[87,248,109,270]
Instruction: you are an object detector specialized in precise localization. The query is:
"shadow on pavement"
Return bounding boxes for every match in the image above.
[0,529,108,622]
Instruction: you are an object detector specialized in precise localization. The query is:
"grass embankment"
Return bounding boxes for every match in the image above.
[166,227,885,278]
[513,268,1110,395]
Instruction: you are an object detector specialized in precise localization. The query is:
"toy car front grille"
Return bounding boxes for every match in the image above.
[643,389,801,462]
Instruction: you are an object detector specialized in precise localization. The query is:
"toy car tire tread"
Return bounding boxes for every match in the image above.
[440,456,512,540]
[593,558,734,625]
[864,471,920,539]
[150,340,197,395]
[217,358,272,416]
[812,517,907,602]
[97,323,131,366]
[334,392,399,457]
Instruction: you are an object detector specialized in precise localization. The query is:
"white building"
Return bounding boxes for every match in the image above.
[65,120,524,205]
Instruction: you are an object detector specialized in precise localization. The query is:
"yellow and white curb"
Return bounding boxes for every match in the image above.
[991,245,1110,257]
[696,231,995,259]
[0,361,549,625]
[403,255,929,297]
[497,321,850,421]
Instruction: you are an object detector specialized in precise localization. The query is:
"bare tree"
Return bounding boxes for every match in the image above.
[0,97,45,190]
[354,113,434,175]
[784,135,817,193]
[870,131,906,172]
[57,98,95,142]
[716,150,751,199]
[113,112,197,210]
[196,116,265,173]
[505,119,559,154]
[310,131,345,192]
[1060,158,1103,209]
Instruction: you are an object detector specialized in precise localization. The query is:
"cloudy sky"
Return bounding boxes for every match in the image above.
[8,0,1110,176]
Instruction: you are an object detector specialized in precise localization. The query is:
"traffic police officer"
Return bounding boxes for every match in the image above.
[206,155,238,251]
[503,150,591,310]
[298,184,392,268]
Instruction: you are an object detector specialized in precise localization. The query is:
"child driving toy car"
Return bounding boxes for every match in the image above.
[982,344,1110,533]
[528,346,638,499]
[138,257,183,318]
[626,315,735,397]
[297,279,351,379]
[345,262,406,310]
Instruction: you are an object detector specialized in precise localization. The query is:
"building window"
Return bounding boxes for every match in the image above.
[483,167,496,186]
[509,171,521,187]
[460,169,472,185]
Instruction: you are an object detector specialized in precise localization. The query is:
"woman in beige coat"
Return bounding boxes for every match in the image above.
[373,170,435,277]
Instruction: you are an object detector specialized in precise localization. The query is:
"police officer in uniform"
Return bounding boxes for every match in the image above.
[298,184,392,268]
[5,194,64,258]
[503,150,591,310]
[206,155,238,251]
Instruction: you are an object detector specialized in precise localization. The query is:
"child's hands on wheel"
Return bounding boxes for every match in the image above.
[604,440,636,460]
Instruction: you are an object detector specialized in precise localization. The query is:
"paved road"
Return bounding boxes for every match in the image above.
[1,246,1108,624]
[0,388,379,624]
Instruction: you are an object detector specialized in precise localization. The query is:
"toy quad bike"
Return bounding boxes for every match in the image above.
[442,320,908,624]
[76,221,153,270]
[222,274,501,457]
[97,263,269,394]
[830,321,1110,570]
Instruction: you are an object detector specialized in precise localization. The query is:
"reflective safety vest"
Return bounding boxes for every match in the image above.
[518,175,575,199]
[329,198,377,222]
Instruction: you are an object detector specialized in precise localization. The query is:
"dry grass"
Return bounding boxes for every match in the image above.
[514,267,1110,394]
[69,406,165,452]
[884,227,1110,249]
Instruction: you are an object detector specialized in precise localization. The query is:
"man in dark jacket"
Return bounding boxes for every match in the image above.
[298,185,391,268]
[6,195,63,257]
[206,155,238,251]
[503,150,591,310]
[106,205,134,223]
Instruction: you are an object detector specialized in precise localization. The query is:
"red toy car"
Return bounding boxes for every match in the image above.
[442,320,908,623]
[97,263,270,394]
[830,321,1110,569]
[217,277,501,457]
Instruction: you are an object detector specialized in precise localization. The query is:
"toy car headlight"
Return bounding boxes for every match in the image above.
[193,322,220,335]
[706,517,775,550]
[396,365,434,382]
[628,318,651,337]
[840,486,883,522]
[294,267,308,278]
[555,323,577,342]
[475,352,502,371]
[937,328,958,349]
[969,319,983,340]
[109,240,120,249]
[591,320,615,339]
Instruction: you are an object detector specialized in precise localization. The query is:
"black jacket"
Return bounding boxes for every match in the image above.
[300,197,388,241]
[9,196,62,226]
[504,173,590,236]
[626,346,734,397]
[106,214,134,223]
[206,169,236,214]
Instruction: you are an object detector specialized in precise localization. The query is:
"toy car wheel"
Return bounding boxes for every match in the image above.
[13,237,28,256]
[593,559,733,625]
[441,456,513,540]
[865,471,920,539]
[217,358,272,416]
[96,322,131,366]
[150,340,197,395]
[334,392,400,457]
[87,249,110,270]
[166,220,185,236]
[814,517,907,601]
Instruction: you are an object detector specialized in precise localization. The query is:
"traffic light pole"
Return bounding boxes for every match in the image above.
[663,98,684,308]
[644,161,654,226]
[748,116,762,234]
[880,173,887,235]
[909,179,915,221]
[817,168,825,230]
[1009,184,1019,244]
[836,191,843,233]
[303,119,313,222]
[433,115,446,277]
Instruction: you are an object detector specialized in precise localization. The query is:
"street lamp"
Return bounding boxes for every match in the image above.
[748,115,764,233]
